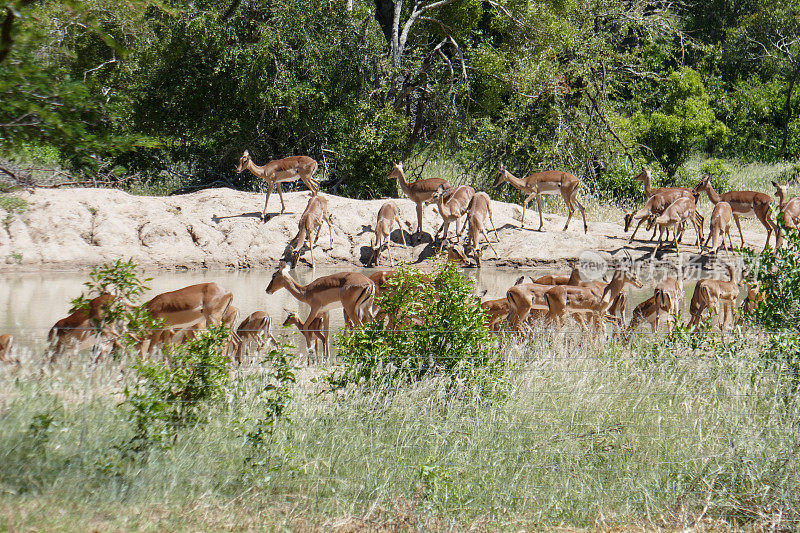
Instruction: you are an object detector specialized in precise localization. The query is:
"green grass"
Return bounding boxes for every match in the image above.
[0,195,27,215]
[1,332,797,530]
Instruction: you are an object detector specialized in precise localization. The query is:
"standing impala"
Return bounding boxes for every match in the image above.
[388,162,451,243]
[493,163,588,233]
[694,175,779,249]
[772,181,800,239]
[236,150,320,221]
[287,195,334,267]
[429,184,475,248]
[463,192,499,267]
[266,263,375,335]
[369,201,407,267]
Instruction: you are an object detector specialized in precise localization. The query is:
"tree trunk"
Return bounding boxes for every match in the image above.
[780,63,799,161]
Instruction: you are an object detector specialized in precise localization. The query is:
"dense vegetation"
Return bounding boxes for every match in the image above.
[4,0,800,197]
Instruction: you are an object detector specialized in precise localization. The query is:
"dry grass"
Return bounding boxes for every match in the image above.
[1,329,798,531]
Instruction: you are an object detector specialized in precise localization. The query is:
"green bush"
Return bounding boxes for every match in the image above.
[588,164,647,207]
[124,326,231,450]
[329,261,505,397]
[633,68,730,177]
[742,222,800,388]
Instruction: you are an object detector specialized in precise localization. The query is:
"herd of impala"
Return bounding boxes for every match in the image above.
[0,151,794,365]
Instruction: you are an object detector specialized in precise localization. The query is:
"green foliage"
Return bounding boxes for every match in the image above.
[329,261,504,396]
[699,158,732,191]
[69,259,157,349]
[124,325,231,450]
[588,163,647,207]
[742,222,800,386]
[633,68,730,176]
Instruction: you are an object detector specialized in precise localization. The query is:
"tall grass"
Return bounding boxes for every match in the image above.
[1,331,798,530]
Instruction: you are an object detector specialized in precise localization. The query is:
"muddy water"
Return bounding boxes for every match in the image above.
[0,266,691,350]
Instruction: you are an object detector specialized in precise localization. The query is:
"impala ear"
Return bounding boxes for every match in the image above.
[396,162,403,170]
[243,149,249,156]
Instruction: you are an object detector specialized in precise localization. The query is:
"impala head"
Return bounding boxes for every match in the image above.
[387,162,404,180]
[493,163,509,187]
[443,239,470,265]
[236,150,252,173]
[772,180,787,198]
[633,166,651,183]
[623,212,634,232]
[693,175,711,194]
[282,312,298,327]
[266,262,291,294]
[430,183,453,202]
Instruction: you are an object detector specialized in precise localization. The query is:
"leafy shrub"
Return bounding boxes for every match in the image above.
[329,261,504,397]
[124,326,231,450]
[588,164,647,207]
[633,68,730,177]
[742,223,800,388]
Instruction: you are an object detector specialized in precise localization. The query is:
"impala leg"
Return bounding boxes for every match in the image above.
[482,227,498,258]
[535,192,545,231]
[387,241,395,267]
[415,202,424,242]
[568,188,588,233]
[262,182,275,220]
[629,217,647,242]
[276,183,286,213]
[326,214,334,247]
[733,214,745,247]
[488,210,499,242]
[395,216,407,246]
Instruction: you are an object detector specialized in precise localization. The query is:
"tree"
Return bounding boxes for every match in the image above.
[633,68,729,177]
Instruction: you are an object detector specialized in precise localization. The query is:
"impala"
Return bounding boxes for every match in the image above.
[705,201,734,255]
[369,201,407,266]
[625,189,700,243]
[649,197,703,257]
[284,312,330,364]
[236,150,320,220]
[288,195,334,267]
[543,269,642,330]
[688,264,739,329]
[480,275,527,332]
[694,175,779,248]
[429,184,475,248]
[634,167,694,198]
[266,263,375,334]
[493,163,588,233]
[231,311,277,363]
[139,282,234,356]
[388,162,451,242]
[48,293,119,360]
[463,192,499,267]
[0,334,14,362]
[772,181,800,238]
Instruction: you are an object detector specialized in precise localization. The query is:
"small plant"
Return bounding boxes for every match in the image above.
[7,252,22,263]
[329,261,505,397]
[239,344,297,479]
[124,325,232,450]
[70,259,156,352]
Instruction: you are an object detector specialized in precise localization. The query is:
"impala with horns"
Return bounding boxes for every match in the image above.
[429,183,474,248]
[688,263,740,330]
[266,263,375,333]
[236,150,319,220]
[463,192,499,268]
[139,282,234,356]
[387,162,451,243]
[694,175,779,249]
[369,201,407,267]
[287,195,334,267]
[494,163,588,233]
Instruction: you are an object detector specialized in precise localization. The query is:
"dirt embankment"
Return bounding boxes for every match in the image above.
[0,187,768,271]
